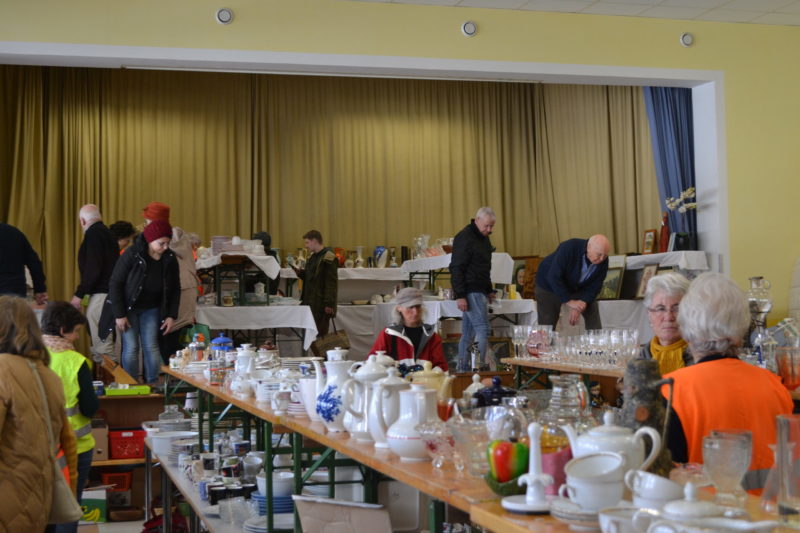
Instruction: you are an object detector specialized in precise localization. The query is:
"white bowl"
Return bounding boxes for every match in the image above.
[150,431,198,456]
[255,471,294,497]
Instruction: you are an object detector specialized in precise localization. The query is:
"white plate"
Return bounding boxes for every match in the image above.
[244,513,294,531]
[550,497,600,531]
[204,504,219,517]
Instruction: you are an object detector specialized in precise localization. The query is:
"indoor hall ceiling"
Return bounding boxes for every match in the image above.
[353,0,800,26]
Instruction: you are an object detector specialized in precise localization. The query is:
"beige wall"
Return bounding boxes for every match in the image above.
[2,0,799,319]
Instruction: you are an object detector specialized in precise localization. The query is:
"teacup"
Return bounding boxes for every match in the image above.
[271,389,291,415]
[565,452,626,483]
[599,506,637,533]
[625,469,683,510]
[559,478,624,512]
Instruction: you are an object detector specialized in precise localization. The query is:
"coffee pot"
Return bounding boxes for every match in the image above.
[342,355,388,442]
[369,367,410,448]
[407,360,454,404]
[382,384,439,461]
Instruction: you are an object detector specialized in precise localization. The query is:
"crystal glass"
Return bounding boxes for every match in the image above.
[776,414,800,529]
[447,406,528,477]
[416,420,456,469]
[512,325,533,359]
[702,430,752,507]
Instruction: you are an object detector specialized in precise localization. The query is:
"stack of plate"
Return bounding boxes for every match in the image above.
[250,492,294,516]
[168,438,199,464]
[243,514,293,532]
[255,380,281,403]
[280,357,321,372]
[287,400,306,418]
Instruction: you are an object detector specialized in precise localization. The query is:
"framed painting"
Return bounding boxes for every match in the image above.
[597,267,625,300]
[642,229,657,255]
[636,264,659,299]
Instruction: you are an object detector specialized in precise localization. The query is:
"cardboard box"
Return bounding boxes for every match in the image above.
[107,489,131,507]
[100,355,137,385]
[91,419,109,461]
[79,489,107,524]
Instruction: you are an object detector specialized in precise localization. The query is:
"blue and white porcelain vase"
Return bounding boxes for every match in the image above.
[315,359,352,433]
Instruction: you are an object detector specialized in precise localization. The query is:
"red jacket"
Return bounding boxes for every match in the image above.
[370,324,448,371]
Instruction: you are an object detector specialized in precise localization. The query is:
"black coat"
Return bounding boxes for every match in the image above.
[535,238,608,305]
[75,221,119,298]
[449,220,494,299]
[98,235,180,340]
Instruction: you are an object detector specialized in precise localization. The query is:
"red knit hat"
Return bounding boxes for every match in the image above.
[143,219,172,243]
[142,201,171,222]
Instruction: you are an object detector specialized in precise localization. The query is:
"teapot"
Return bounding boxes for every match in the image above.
[472,376,517,407]
[632,483,776,532]
[372,350,397,368]
[327,347,349,361]
[407,360,454,403]
[561,410,661,473]
[369,367,410,448]
[342,355,388,442]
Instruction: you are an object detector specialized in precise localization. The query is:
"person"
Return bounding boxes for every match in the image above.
[99,219,180,384]
[535,234,610,330]
[0,295,77,532]
[109,220,137,253]
[370,287,448,370]
[140,202,199,361]
[0,222,47,304]
[449,207,497,372]
[293,230,338,337]
[637,271,693,375]
[662,273,793,490]
[70,204,119,361]
[515,265,526,296]
[41,301,99,533]
[250,231,281,295]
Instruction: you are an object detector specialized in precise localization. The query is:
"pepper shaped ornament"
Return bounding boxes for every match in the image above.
[501,422,553,514]
[561,410,661,473]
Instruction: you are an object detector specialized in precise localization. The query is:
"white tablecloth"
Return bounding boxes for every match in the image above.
[400,252,515,284]
[279,267,407,281]
[196,253,280,279]
[195,305,317,349]
[625,251,708,271]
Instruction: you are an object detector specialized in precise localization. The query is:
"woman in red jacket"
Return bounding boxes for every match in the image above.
[370,287,448,370]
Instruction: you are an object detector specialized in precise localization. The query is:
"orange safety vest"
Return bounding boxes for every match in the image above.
[663,357,793,477]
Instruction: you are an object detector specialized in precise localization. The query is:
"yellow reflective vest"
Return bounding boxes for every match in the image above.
[48,349,95,454]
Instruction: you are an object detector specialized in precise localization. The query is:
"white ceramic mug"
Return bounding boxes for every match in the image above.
[559,479,625,512]
[625,469,683,510]
[599,507,637,533]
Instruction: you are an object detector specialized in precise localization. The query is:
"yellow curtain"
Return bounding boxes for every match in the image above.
[0,66,660,301]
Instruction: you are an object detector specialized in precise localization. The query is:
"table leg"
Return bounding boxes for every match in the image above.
[145,447,152,519]
[162,459,172,533]
[428,499,445,533]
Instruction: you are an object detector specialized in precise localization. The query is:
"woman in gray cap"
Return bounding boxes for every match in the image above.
[369,287,448,370]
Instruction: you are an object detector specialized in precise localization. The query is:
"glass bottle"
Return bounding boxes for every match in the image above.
[159,404,184,422]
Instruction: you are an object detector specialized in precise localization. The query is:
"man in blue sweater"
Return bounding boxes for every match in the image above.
[535,235,610,330]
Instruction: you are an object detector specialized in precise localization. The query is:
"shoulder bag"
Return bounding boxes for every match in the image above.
[26,360,84,524]
[310,319,351,357]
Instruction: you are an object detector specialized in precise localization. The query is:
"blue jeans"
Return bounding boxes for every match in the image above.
[122,307,162,383]
[457,292,490,372]
[53,449,93,533]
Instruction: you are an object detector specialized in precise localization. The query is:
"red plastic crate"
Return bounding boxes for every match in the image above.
[101,471,132,491]
[109,429,146,459]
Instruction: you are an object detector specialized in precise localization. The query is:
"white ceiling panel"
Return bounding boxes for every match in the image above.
[582,3,650,16]
[638,6,710,19]
[519,0,594,13]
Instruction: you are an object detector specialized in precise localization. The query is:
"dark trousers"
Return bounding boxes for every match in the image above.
[158,329,183,364]
[535,285,602,330]
[312,309,331,337]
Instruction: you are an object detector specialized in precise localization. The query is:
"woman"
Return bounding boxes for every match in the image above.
[100,219,180,383]
[370,287,448,370]
[108,220,137,253]
[41,301,99,533]
[0,295,77,531]
[638,271,693,375]
[663,273,792,489]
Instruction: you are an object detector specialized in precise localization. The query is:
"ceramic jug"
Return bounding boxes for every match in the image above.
[312,353,353,433]
[562,410,661,473]
[369,367,410,448]
[235,346,255,375]
[342,355,388,442]
[382,384,438,461]
[408,360,454,405]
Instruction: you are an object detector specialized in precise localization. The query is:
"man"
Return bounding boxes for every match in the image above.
[535,234,610,330]
[71,204,119,360]
[663,273,792,490]
[293,230,338,337]
[0,222,47,304]
[449,207,496,372]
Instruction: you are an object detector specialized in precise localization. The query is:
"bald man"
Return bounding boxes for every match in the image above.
[535,235,611,329]
[71,204,119,361]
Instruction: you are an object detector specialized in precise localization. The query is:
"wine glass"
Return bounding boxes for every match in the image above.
[702,430,753,507]
[512,325,532,358]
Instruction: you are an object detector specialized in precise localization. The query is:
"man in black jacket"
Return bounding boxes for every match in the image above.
[535,235,610,330]
[0,223,47,303]
[449,207,496,372]
[70,205,119,361]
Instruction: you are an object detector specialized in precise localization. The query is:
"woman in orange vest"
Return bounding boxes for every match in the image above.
[662,273,793,490]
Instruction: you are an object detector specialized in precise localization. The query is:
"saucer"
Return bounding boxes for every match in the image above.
[501,494,551,514]
[204,504,219,517]
[550,497,600,531]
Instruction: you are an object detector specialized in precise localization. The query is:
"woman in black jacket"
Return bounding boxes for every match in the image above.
[100,219,180,383]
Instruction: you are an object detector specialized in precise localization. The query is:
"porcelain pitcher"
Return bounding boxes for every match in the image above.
[313,354,353,433]
[369,367,410,448]
[382,384,438,461]
[342,355,388,442]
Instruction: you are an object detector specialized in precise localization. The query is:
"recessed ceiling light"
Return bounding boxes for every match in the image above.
[462,21,477,37]
[680,32,694,47]
[216,8,234,25]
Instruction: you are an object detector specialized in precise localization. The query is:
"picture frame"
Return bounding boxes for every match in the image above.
[597,266,625,300]
[441,336,513,372]
[642,229,657,255]
[636,264,659,299]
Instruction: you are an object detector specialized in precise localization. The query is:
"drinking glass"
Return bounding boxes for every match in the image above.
[777,414,800,529]
[702,430,753,507]
[512,325,532,359]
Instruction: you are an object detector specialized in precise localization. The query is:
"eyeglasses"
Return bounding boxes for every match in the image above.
[648,305,680,316]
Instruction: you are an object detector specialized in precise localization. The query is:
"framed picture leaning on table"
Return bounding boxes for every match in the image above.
[597,266,625,300]
[642,229,657,254]
[636,264,659,299]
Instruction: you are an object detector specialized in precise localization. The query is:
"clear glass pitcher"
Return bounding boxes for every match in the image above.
[748,276,773,328]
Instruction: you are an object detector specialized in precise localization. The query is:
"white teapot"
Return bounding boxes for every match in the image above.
[561,410,661,473]
[342,355,388,442]
[369,367,410,448]
[373,350,397,368]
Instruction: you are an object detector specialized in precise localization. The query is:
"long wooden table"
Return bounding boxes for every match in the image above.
[161,366,772,533]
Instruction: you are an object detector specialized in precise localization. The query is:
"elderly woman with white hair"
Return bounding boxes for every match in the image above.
[369,287,448,370]
[638,271,693,375]
[662,273,792,488]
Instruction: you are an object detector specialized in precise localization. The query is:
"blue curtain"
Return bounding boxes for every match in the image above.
[643,87,696,236]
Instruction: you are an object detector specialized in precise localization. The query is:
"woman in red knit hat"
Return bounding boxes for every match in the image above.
[98,219,180,384]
